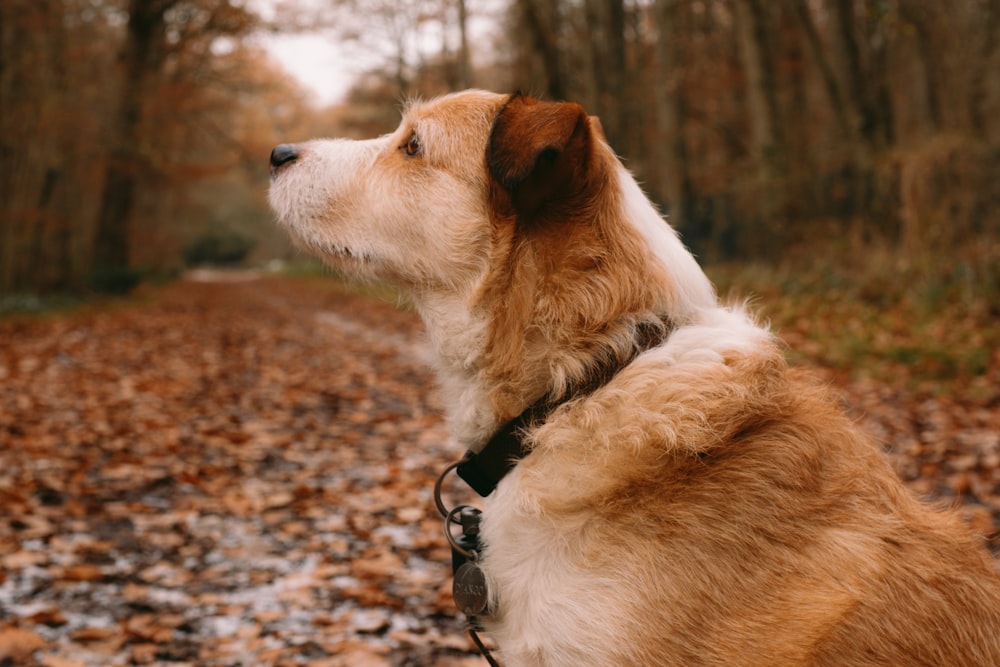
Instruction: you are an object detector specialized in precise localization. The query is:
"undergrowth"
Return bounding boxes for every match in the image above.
[707,245,1000,402]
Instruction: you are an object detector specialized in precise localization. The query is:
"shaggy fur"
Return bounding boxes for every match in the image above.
[269,90,1000,666]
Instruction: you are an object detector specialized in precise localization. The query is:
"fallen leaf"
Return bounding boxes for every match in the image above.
[39,655,86,667]
[0,626,46,660]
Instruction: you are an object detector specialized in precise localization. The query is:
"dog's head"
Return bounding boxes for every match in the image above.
[268,91,616,287]
[269,90,715,430]
[269,90,503,290]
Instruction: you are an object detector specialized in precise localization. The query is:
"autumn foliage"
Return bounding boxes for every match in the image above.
[0,275,491,666]
[2,0,999,299]
[0,0,307,295]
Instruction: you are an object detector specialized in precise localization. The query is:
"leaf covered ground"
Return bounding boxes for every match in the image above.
[1,272,998,666]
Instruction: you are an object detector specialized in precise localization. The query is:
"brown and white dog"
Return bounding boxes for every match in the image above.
[269,90,1000,666]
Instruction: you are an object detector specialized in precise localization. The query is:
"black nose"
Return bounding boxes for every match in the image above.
[269,144,298,172]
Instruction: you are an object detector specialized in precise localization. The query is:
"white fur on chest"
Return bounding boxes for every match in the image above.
[477,469,636,666]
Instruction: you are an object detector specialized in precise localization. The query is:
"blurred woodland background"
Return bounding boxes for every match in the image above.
[2,5,999,662]
[1,0,998,300]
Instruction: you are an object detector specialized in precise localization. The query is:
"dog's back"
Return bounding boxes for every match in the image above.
[484,327,1000,666]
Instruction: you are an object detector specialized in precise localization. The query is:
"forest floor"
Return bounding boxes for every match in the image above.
[1,271,998,667]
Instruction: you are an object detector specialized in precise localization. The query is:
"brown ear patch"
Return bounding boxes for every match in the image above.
[488,94,594,217]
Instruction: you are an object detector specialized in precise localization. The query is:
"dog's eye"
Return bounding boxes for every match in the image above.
[402,133,422,157]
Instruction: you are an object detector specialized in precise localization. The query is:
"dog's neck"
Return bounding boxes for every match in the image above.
[417,290,675,451]
[413,295,499,447]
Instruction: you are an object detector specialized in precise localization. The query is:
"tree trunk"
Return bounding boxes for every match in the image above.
[516,0,565,100]
[584,0,625,150]
[0,0,68,293]
[898,1,945,132]
[91,0,174,284]
[734,0,786,171]
[734,0,788,252]
[457,0,472,88]
[969,0,998,137]
[654,0,693,232]
[822,0,896,241]
[828,0,893,150]
[786,0,853,139]
[0,0,35,293]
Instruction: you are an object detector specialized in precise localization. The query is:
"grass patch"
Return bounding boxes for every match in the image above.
[706,248,999,401]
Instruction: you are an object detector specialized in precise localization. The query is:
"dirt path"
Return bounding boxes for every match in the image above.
[0,276,481,666]
[0,274,996,666]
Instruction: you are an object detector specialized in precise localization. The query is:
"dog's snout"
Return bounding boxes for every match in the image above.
[269,143,299,174]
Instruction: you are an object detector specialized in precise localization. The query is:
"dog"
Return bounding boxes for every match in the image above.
[268,90,1000,666]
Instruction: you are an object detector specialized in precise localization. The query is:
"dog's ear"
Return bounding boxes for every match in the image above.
[588,115,607,143]
[488,94,595,218]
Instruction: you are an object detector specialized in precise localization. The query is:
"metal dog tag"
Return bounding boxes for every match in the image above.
[453,561,490,616]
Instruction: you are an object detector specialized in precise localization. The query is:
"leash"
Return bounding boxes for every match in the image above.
[435,459,501,666]
[432,319,673,666]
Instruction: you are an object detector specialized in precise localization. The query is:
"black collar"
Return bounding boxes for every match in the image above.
[455,410,535,496]
[455,319,671,496]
